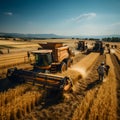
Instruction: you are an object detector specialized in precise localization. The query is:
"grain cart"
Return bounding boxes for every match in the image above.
[7,67,73,92]
[32,42,74,73]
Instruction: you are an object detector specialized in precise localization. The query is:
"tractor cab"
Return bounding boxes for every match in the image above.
[31,50,53,71]
[77,41,85,51]
[92,41,104,55]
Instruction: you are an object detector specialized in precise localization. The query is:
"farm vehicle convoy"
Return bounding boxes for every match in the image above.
[76,40,105,55]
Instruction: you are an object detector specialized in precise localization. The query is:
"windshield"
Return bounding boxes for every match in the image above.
[35,53,52,66]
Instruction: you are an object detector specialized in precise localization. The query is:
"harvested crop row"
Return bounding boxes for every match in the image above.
[72,52,85,64]
[116,48,120,54]
[0,56,34,68]
[0,51,35,68]
[0,54,34,62]
[71,53,99,75]
[0,90,42,120]
[24,53,101,120]
[72,54,117,120]
[0,53,27,61]
[87,54,117,120]
[0,52,27,60]
[110,54,120,119]
[118,48,120,51]
[58,53,99,84]
[115,49,120,61]
[72,89,98,120]
[72,55,105,120]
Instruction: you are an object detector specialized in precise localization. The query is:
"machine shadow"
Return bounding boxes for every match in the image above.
[85,79,102,91]
[39,89,64,110]
[0,78,19,92]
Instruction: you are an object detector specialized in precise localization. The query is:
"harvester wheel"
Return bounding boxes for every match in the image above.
[60,62,67,72]
[67,59,72,68]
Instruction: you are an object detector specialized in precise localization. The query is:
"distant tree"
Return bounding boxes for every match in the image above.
[89,38,100,41]
[102,37,120,42]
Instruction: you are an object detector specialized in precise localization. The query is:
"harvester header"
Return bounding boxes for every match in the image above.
[7,67,73,91]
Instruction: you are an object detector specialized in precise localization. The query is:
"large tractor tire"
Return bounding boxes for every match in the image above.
[67,59,72,68]
[60,62,67,72]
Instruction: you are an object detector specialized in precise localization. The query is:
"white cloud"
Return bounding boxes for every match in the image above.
[4,12,13,16]
[71,13,96,22]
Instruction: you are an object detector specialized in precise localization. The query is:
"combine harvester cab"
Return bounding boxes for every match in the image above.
[31,42,74,73]
[76,40,88,53]
[92,41,104,55]
[6,67,73,92]
[87,41,104,55]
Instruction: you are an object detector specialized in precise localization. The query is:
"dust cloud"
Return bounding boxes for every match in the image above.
[71,66,87,78]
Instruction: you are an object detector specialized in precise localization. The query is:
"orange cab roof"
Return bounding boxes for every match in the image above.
[31,50,52,54]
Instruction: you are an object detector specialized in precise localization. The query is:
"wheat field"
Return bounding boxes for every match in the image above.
[0,39,120,120]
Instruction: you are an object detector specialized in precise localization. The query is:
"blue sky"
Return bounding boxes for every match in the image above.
[0,0,120,36]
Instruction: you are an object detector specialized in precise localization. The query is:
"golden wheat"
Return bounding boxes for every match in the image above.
[0,90,42,120]
[72,54,117,120]
[88,54,117,120]
[72,89,97,120]
[0,85,31,107]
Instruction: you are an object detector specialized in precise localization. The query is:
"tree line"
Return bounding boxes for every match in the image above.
[102,37,120,42]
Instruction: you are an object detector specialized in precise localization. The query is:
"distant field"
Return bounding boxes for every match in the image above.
[0,39,39,48]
